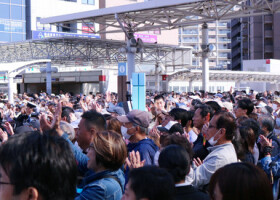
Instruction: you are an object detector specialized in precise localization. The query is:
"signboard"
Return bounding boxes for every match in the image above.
[118,63,127,76]
[32,31,100,40]
[134,33,157,43]
[82,23,95,34]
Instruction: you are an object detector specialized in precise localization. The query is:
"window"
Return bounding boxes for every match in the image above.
[0,0,10,3]
[0,4,10,19]
[0,19,10,31]
[11,21,25,32]
[11,0,22,4]
[218,53,227,57]
[11,5,22,20]
[12,33,24,41]
[218,44,228,49]
[182,29,198,35]
[0,32,11,42]
[183,37,198,42]
[82,0,94,5]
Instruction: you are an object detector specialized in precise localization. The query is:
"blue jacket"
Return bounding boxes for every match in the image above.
[127,138,159,165]
[62,133,89,175]
[75,169,125,200]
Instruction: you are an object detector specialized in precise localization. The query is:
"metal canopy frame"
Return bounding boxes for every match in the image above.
[41,0,280,34]
[41,0,280,92]
[0,37,191,71]
[169,69,280,83]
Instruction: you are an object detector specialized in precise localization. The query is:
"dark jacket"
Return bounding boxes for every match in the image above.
[127,138,159,165]
[76,169,125,200]
[175,185,210,200]
[193,133,210,160]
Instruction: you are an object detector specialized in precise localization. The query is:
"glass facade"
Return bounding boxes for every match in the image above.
[0,0,26,42]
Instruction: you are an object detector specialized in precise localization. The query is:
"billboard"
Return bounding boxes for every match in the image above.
[32,31,100,40]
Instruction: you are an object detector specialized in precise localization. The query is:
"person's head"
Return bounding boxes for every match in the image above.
[107,117,122,136]
[0,132,77,200]
[117,110,151,142]
[154,95,165,110]
[240,118,261,140]
[205,111,236,146]
[61,106,76,123]
[234,98,254,118]
[209,162,273,200]
[193,104,213,130]
[190,98,202,111]
[161,134,193,159]
[87,130,127,172]
[122,166,174,200]
[169,108,187,124]
[205,101,222,113]
[158,145,191,183]
[239,126,256,154]
[180,110,194,129]
[60,121,76,142]
[77,110,106,150]
[258,115,274,136]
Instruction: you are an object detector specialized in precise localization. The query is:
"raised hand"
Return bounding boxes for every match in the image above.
[125,150,145,170]
[0,128,8,142]
[2,122,14,136]
[259,135,273,148]
[193,157,203,167]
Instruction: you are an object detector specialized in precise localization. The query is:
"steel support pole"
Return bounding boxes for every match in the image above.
[155,63,160,92]
[46,62,52,95]
[127,41,135,92]
[202,23,209,92]
[8,75,14,104]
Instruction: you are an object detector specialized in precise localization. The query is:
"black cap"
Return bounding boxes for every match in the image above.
[27,102,36,109]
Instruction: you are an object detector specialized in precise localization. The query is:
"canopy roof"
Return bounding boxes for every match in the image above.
[41,0,280,34]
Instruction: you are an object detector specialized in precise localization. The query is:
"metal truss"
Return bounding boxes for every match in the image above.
[41,0,280,34]
[0,37,191,71]
[169,69,280,82]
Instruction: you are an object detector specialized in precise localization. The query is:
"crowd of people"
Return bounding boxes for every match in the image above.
[0,88,279,200]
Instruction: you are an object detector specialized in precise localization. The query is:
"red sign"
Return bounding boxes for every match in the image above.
[266,59,270,64]
[162,75,168,81]
[82,23,95,34]
[99,75,106,82]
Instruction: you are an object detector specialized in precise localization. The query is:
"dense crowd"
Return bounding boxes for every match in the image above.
[0,88,279,200]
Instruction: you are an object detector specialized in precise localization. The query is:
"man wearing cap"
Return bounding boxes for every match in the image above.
[117,110,159,166]
[14,101,37,128]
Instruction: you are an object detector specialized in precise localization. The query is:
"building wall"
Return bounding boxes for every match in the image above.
[29,0,99,39]
[179,21,231,69]
[0,0,26,42]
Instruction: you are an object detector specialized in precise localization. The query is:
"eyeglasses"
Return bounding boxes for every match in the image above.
[208,124,216,129]
[0,181,12,185]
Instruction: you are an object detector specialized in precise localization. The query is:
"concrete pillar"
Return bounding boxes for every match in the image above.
[161,75,168,92]
[99,75,106,93]
[236,80,241,91]
[8,75,14,104]
[202,22,209,92]
[46,62,52,95]
[189,79,193,92]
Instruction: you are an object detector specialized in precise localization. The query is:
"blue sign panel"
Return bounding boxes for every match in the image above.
[132,73,146,111]
[118,63,127,76]
[32,31,100,40]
